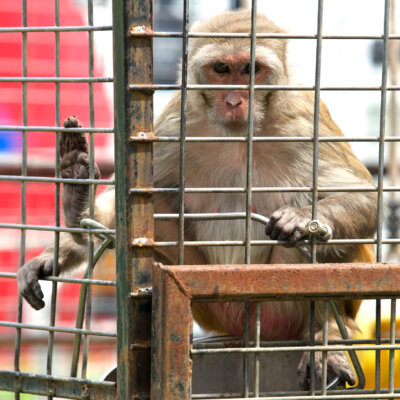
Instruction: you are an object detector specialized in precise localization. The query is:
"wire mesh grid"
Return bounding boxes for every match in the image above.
[0,0,116,398]
[0,0,399,399]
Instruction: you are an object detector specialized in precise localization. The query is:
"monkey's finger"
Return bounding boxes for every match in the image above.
[288,228,304,246]
[20,272,45,310]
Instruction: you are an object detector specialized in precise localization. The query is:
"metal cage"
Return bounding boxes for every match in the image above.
[0,0,400,399]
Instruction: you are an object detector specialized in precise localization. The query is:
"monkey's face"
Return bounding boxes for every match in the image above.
[188,43,286,136]
[201,54,268,134]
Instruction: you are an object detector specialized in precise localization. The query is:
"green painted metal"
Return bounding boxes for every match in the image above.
[113,0,154,398]
[0,370,116,399]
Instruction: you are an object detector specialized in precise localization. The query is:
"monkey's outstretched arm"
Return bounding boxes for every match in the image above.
[17,116,103,309]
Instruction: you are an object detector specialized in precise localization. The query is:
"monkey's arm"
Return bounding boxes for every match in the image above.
[17,116,105,309]
[266,191,377,262]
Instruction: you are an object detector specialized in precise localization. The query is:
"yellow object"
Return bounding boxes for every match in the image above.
[355,300,400,393]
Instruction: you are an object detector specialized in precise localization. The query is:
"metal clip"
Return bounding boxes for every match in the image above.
[131,286,153,298]
[131,237,155,247]
[307,219,333,241]
[129,131,158,142]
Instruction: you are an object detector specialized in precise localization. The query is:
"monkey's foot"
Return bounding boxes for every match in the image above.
[60,115,88,157]
[297,350,355,390]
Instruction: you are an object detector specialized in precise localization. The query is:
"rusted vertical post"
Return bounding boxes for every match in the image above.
[152,263,192,399]
[113,0,154,398]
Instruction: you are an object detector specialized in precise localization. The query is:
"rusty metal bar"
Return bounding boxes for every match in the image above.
[152,262,400,399]
[151,263,192,399]
[113,0,154,398]
[153,263,400,300]
[0,370,116,399]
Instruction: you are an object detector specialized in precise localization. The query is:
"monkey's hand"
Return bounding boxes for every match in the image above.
[266,206,317,246]
[60,116,100,228]
[297,350,355,390]
[17,253,57,310]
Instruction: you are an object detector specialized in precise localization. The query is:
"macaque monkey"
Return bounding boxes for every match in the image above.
[17,10,377,390]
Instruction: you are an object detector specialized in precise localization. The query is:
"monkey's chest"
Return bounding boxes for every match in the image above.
[184,170,292,265]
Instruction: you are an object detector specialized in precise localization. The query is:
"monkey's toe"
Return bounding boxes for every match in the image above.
[297,350,355,390]
[63,115,81,128]
[60,116,89,156]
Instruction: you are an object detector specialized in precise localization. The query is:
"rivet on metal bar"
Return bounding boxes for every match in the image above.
[81,384,90,400]
[129,131,158,142]
[131,286,152,298]
[131,237,155,248]
[129,24,154,37]
[130,340,151,351]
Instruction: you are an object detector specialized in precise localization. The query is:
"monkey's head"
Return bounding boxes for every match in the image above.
[186,10,288,136]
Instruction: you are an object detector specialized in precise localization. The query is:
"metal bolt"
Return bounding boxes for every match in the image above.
[131,25,146,34]
[133,237,148,245]
[308,219,323,234]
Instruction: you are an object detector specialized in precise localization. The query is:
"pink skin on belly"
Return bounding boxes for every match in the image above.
[203,302,305,341]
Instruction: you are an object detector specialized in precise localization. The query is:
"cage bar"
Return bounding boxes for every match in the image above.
[112,0,154,398]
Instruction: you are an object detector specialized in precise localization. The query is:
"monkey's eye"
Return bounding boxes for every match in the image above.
[213,62,230,74]
[243,63,260,75]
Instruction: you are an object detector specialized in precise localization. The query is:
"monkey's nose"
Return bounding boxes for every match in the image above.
[225,95,243,109]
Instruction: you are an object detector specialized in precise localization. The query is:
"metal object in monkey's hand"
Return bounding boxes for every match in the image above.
[307,219,333,241]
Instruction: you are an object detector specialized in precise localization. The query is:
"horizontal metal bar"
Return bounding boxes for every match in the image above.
[0,370,115,399]
[192,337,400,348]
[0,223,115,234]
[0,272,116,286]
[0,175,114,185]
[0,25,112,33]
[0,125,113,133]
[155,263,400,299]
[191,343,400,354]
[130,30,400,40]
[154,135,400,142]
[197,393,400,400]
[154,238,378,247]
[0,77,112,83]
[129,83,400,91]
[192,392,400,400]
[0,320,116,337]
[132,186,379,194]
